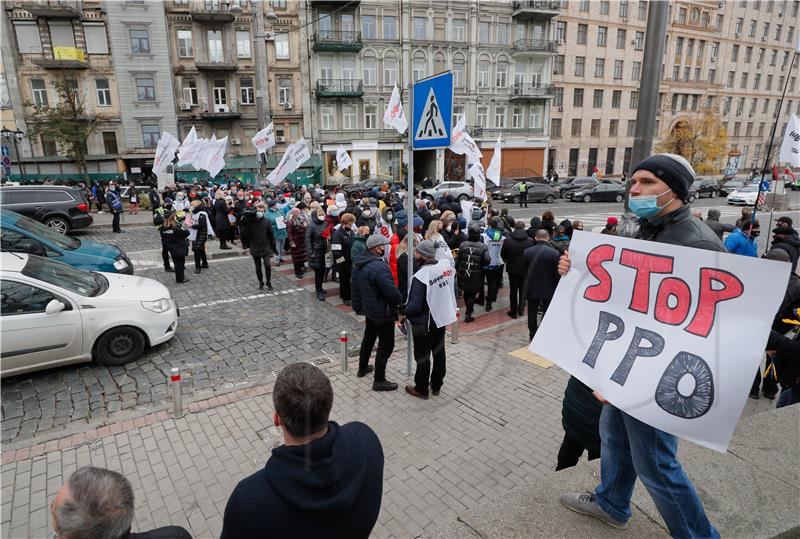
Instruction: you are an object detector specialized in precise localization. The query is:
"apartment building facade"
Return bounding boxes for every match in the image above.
[550,0,800,178]
[304,0,558,184]
[3,0,123,179]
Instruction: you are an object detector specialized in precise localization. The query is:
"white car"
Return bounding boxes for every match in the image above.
[420,181,474,201]
[1,252,178,377]
[726,185,760,206]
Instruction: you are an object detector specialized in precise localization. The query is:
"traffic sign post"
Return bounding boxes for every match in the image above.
[411,72,453,150]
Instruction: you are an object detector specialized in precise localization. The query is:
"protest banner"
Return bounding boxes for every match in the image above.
[530,231,790,452]
[176,126,198,167]
[251,123,276,154]
[413,260,458,327]
[267,138,311,186]
[152,132,180,174]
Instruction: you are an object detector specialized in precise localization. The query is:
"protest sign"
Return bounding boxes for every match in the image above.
[530,231,790,452]
[251,123,276,154]
[413,260,457,327]
[152,132,179,174]
[267,138,311,186]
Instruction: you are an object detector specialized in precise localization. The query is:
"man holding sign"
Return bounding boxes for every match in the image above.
[541,155,789,537]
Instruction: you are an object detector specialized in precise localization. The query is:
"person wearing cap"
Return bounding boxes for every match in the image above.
[601,216,619,235]
[481,217,505,312]
[266,199,288,266]
[769,216,799,272]
[106,182,124,233]
[559,153,722,538]
[351,234,402,392]
[704,209,734,240]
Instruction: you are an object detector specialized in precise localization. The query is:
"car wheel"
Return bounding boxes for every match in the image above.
[544,194,555,203]
[513,195,520,203]
[583,194,592,203]
[615,194,623,202]
[711,190,718,198]
[457,194,469,202]
[95,326,146,367]
[688,194,696,203]
[45,216,70,234]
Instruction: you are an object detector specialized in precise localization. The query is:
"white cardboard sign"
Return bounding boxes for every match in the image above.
[530,231,790,452]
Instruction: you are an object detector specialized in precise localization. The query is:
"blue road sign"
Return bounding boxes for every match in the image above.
[412,72,453,150]
[1,146,9,157]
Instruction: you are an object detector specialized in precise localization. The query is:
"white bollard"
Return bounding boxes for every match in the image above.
[170,367,184,419]
[451,308,461,344]
[340,331,349,372]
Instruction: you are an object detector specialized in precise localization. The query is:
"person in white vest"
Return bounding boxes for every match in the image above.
[403,240,458,399]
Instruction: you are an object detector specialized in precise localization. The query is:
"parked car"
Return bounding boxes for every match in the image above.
[719,179,750,196]
[0,252,177,377]
[487,179,518,199]
[726,185,761,206]
[1,210,133,274]
[498,182,558,203]
[0,185,92,234]
[420,181,474,201]
[689,178,721,200]
[557,177,600,198]
[570,183,627,203]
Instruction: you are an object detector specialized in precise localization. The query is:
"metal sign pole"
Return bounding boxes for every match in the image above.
[406,84,415,377]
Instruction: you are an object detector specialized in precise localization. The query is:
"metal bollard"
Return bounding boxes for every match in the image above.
[340,331,349,373]
[170,367,184,419]
[451,308,461,344]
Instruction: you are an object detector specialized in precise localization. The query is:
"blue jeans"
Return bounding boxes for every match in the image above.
[777,387,799,408]
[594,405,719,539]
[274,237,285,262]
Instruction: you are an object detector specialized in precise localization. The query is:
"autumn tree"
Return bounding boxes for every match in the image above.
[656,106,728,174]
[26,78,106,180]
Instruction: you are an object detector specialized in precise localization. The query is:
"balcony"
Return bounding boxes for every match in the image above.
[512,38,557,55]
[311,0,360,6]
[509,83,555,100]
[318,129,400,142]
[316,79,364,98]
[190,1,235,22]
[312,31,363,52]
[29,47,89,69]
[512,0,562,19]
[200,100,240,120]
[467,126,546,138]
[195,61,238,71]
[19,0,81,18]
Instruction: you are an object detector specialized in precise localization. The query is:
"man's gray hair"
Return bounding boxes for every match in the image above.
[55,467,134,539]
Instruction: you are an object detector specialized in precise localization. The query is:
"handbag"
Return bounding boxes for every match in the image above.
[324,238,334,268]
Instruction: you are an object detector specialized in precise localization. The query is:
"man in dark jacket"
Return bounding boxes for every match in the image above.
[522,229,560,340]
[501,221,534,319]
[148,186,161,211]
[770,218,800,272]
[704,209,733,240]
[557,376,602,470]
[456,226,490,323]
[211,193,231,249]
[106,182,124,233]
[221,363,383,539]
[332,213,357,305]
[245,201,277,291]
[559,153,722,537]
[351,235,403,391]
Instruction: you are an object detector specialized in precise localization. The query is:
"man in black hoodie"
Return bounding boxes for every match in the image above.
[501,221,534,319]
[770,216,800,272]
[221,363,384,539]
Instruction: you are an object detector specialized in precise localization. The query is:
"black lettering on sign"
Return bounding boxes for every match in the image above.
[582,311,625,368]
[655,351,714,419]
[610,327,665,386]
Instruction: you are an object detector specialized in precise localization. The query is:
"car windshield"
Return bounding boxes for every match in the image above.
[21,255,106,297]
[738,185,759,192]
[8,212,81,250]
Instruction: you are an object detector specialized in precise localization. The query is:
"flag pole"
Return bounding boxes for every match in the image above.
[406,83,415,377]
[750,48,797,239]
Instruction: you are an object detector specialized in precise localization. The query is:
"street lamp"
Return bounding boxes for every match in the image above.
[1,128,26,183]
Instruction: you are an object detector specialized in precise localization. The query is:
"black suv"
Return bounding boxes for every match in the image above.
[0,186,92,234]
[688,178,720,200]
[557,177,600,198]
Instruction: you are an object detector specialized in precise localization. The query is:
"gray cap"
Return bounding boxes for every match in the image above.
[415,239,439,259]
[764,249,790,262]
[366,234,390,250]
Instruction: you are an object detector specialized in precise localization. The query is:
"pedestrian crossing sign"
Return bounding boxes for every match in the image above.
[412,71,453,150]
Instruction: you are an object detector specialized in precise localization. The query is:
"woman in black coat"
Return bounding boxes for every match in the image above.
[331,213,356,305]
[159,212,191,283]
[189,200,211,274]
[305,208,328,300]
[556,376,602,470]
[211,192,231,249]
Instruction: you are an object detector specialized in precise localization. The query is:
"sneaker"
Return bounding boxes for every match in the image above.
[266,284,273,292]
[316,290,325,301]
[165,267,175,273]
[485,303,493,312]
[373,380,398,391]
[431,388,441,396]
[357,365,375,378]
[749,388,760,400]
[194,268,201,274]
[405,384,429,399]
[258,283,264,290]
[559,491,629,530]
[507,310,517,319]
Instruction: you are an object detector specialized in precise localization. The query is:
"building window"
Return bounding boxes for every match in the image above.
[182,79,197,105]
[95,79,111,106]
[277,78,292,105]
[342,104,356,130]
[577,24,587,44]
[383,16,398,39]
[177,29,193,57]
[206,30,223,62]
[593,89,603,108]
[495,64,508,88]
[573,88,584,107]
[708,69,716,83]
[613,59,623,80]
[321,105,335,130]
[740,72,748,89]
[383,59,397,86]
[478,22,490,44]
[512,107,523,128]
[274,33,289,60]
[571,118,582,137]
[362,15,376,39]
[616,29,626,49]
[609,119,618,136]
[530,106,542,129]
[551,118,561,138]
[413,17,426,40]
[727,71,735,87]
[452,105,464,126]
[451,19,465,41]
[142,124,160,148]
[413,58,426,82]
[476,107,488,126]
[579,0,590,11]
[553,55,564,75]
[626,120,636,137]
[14,22,42,54]
[30,79,48,106]
[678,7,687,24]
[236,30,251,58]
[597,26,607,47]
[555,21,566,42]
[595,58,605,78]
[638,1,648,20]
[553,87,563,107]
[600,1,609,14]
[363,59,376,86]
[612,90,621,108]
[129,29,150,54]
[590,119,601,137]
[478,62,489,87]
[632,61,641,81]
[630,91,639,109]
[102,131,118,154]
[494,107,506,128]
[619,0,629,17]
[364,105,377,129]
[497,23,508,45]
[453,59,465,88]
[83,23,109,54]
[575,56,585,76]
[41,134,57,156]
[239,78,253,104]
[753,73,761,90]
[634,31,644,50]
[135,78,155,101]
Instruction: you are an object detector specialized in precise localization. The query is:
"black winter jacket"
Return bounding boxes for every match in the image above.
[332,226,356,268]
[351,252,402,322]
[500,230,534,276]
[211,198,231,232]
[522,241,561,300]
[561,376,602,455]
[636,205,724,252]
[416,207,433,228]
[771,233,800,273]
[440,226,464,250]
[396,251,420,304]
[704,217,733,240]
[246,216,277,257]
[159,225,190,257]
[404,259,439,327]
[456,240,490,292]
[305,215,328,269]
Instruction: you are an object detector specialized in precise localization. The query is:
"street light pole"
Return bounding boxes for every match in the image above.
[1,129,26,183]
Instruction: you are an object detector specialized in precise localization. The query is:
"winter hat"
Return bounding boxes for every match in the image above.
[777,216,793,227]
[458,217,467,229]
[764,249,790,262]
[467,225,482,241]
[366,235,390,250]
[606,216,619,225]
[631,153,695,203]
[412,214,424,229]
[267,199,277,207]
[707,209,721,220]
[335,192,347,210]
[415,239,438,259]
[529,216,542,229]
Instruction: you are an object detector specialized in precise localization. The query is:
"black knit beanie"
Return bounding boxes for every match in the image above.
[631,153,696,202]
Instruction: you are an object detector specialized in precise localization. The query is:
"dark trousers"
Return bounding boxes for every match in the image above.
[313,266,325,292]
[485,267,502,306]
[413,325,447,395]
[293,261,304,277]
[193,243,208,269]
[527,298,551,340]
[173,255,186,282]
[519,191,528,207]
[358,319,395,381]
[161,238,172,270]
[555,432,600,471]
[219,236,228,248]
[752,353,779,396]
[462,288,481,316]
[95,201,103,212]
[112,211,121,232]
[338,264,352,300]
[508,273,525,315]
[252,254,271,286]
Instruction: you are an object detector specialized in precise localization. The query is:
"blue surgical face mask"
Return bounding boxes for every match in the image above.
[256,211,265,219]
[629,188,674,219]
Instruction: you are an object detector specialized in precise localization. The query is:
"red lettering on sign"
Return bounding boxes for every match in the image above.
[685,268,744,338]
[654,277,692,326]
[619,249,674,314]
[583,244,615,303]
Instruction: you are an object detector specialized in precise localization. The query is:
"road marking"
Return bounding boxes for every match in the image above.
[179,287,307,310]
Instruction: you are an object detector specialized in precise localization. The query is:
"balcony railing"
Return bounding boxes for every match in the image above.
[19,0,82,18]
[318,129,401,140]
[466,126,546,138]
[201,99,241,120]
[190,0,236,22]
[312,31,363,52]
[512,38,557,54]
[28,47,89,69]
[195,60,238,71]
[512,0,562,18]
[510,83,555,99]
[316,79,364,97]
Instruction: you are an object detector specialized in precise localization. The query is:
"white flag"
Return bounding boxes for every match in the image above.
[383,84,408,134]
[467,157,487,201]
[204,136,228,178]
[251,123,276,153]
[267,138,311,186]
[176,126,198,168]
[336,145,353,171]
[779,113,800,167]
[486,135,502,187]
[153,132,180,174]
[450,117,483,162]
[190,138,210,171]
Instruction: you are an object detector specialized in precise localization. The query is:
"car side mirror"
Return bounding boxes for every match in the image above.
[45,299,66,315]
